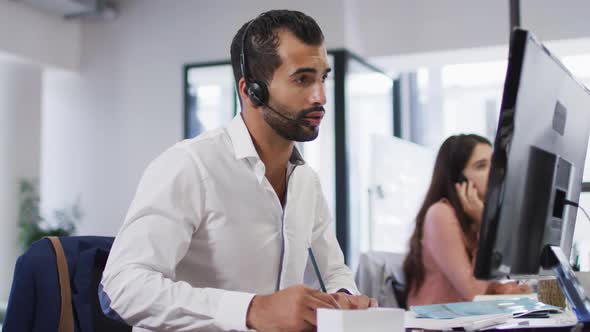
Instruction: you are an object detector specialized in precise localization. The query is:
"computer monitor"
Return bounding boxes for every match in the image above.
[474,28,590,281]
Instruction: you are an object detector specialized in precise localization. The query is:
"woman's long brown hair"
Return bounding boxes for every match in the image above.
[403,134,492,297]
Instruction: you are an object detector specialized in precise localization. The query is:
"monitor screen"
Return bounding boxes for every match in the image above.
[474,29,590,280]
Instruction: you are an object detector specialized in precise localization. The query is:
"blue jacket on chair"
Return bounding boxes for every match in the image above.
[2,236,131,332]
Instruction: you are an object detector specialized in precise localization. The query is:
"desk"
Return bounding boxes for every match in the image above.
[405,310,581,331]
[404,293,586,331]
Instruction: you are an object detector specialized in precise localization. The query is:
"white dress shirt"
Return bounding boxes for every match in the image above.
[99,114,358,332]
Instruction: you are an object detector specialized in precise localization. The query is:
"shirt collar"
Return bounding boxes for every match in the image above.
[289,144,305,166]
[226,114,306,166]
[227,114,259,161]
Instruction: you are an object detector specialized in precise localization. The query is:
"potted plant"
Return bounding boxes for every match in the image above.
[17,178,82,251]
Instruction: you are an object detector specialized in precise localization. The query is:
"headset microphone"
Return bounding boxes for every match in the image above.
[264,103,312,126]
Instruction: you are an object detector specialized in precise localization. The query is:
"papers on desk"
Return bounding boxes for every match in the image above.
[404,311,578,331]
[317,308,404,332]
[406,297,574,331]
[405,311,513,331]
[410,297,561,319]
[481,312,578,330]
[483,312,578,330]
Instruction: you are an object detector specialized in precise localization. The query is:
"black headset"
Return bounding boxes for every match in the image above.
[240,16,269,107]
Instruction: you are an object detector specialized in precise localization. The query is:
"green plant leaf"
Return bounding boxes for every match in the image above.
[17,177,82,251]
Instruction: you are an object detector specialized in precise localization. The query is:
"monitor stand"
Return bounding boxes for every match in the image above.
[542,245,590,323]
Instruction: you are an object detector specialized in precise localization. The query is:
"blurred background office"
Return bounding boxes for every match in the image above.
[2,0,590,315]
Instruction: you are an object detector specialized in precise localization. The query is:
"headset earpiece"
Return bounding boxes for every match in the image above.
[240,15,270,108]
[247,80,268,107]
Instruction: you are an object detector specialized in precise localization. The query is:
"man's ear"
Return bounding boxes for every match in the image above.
[238,77,256,108]
[238,77,248,99]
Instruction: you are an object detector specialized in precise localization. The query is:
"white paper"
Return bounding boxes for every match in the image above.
[482,312,578,330]
[404,311,512,331]
[317,308,404,332]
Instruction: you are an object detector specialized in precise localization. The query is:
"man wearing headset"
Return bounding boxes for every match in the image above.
[100,10,375,332]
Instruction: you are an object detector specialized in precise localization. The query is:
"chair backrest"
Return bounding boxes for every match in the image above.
[2,236,132,332]
[355,251,407,309]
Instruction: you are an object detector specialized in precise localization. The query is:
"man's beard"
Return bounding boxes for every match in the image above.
[261,100,325,142]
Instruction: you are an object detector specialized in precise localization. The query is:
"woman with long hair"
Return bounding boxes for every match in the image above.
[403,134,530,306]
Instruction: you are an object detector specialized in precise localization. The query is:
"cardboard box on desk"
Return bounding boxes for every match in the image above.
[317,308,404,332]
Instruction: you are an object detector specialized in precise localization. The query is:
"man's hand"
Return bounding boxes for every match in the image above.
[330,292,378,309]
[246,285,340,332]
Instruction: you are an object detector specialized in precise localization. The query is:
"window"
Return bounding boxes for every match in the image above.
[185,63,236,138]
[345,59,394,259]
[413,61,507,149]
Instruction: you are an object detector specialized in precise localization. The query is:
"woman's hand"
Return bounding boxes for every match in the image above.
[455,181,484,224]
[487,281,533,295]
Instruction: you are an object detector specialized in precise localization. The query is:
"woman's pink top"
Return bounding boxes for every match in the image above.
[407,200,489,306]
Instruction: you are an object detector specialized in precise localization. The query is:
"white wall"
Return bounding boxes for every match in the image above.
[355,0,510,58]
[355,0,590,58]
[367,0,590,72]
[521,0,590,43]
[39,0,590,237]
[0,0,80,301]
[0,61,41,301]
[0,0,80,70]
[41,68,125,236]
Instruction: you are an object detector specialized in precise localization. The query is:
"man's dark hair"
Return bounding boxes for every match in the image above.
[230,10,324,97]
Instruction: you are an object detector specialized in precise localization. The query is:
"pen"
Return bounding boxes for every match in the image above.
[308,246,327,293]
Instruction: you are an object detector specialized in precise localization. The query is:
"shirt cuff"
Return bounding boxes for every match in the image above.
[327,286,358,295]
[214,290,256,331]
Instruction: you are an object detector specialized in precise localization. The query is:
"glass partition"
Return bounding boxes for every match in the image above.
[343,53,395,266]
